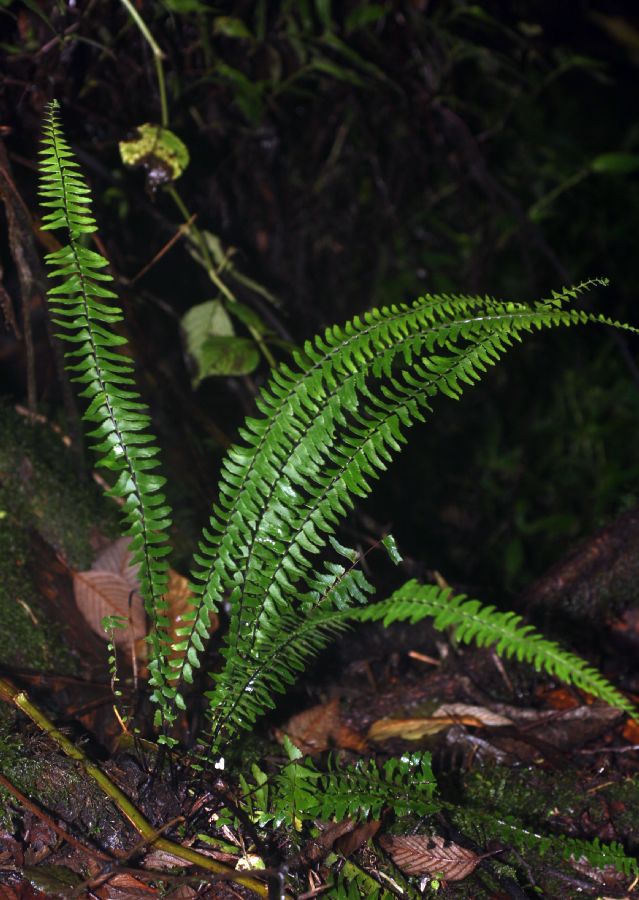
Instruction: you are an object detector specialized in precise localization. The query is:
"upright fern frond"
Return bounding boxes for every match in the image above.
[176,277,634,750]
[39,101,175,731]
[355,581,637,718]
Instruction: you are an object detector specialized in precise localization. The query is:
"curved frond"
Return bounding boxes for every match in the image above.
[206,561,374,747]
[179,279,633,747]
[355,580,637,719]
[39,101,175,732]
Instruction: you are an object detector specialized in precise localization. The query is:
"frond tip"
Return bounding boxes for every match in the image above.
[355,580,638,720]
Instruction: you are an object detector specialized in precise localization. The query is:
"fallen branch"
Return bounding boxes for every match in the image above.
[0,676,272,898]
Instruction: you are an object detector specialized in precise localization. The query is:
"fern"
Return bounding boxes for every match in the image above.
[353,581,637,718]
[188,287,636,751]
[236,737,437,828]
[40,102,638,756]
[39,101,175,731]
[457,808,638,879]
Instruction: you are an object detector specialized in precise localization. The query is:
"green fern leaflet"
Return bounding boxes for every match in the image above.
[353,582,637,719]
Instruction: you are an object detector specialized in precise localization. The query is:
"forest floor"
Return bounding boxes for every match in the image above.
[2,404,639,898]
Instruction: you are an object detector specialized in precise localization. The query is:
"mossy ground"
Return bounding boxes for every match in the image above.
[0,707,131,846]
[0,402,119,672]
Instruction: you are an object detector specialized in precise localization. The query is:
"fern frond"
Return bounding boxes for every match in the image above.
[206,562,374,747]
[355,581,637,718]
[306,751,438,822]
[249,738,437,827]
[462,809,638,878]
[39,101,175,732]
[179,281,633,747]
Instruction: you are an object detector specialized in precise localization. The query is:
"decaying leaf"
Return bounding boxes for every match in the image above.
[23,864,83,894]
[335,820,381,857]
[119,123,189,193]
[432,704,514,726]
[279,697,367,754]
[165,567,218,656]
[379,834,487,880]
[367,704,512,742]
[368,716,468,742]
[73,539,213,663]
[73,537,144,649]
[93,871,156,898]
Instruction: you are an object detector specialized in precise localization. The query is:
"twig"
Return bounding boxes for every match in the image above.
[577,744,639,754]
[130,214,197,284]
[69,815,183,897]
[0,676,272,898]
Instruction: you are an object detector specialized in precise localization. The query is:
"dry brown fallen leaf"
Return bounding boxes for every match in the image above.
[379,834,492,880]
[73,538,218,664]
[278,697,368,754]
[368,705,513,742]
[93,871,156,898]
[335,820,381,858]
[72,537,144,650]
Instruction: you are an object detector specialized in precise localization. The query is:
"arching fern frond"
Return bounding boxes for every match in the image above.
[206,561,374,748]
[354,581,637,718]
[39,101,175,732]
[180,285,635,749]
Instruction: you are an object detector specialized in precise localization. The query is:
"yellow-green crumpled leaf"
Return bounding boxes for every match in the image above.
[119,124,189,192]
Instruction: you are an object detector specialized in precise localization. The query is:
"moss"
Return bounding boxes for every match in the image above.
[0,402,120,671]
[457,765,639,837]
[446,765,639,894]
[0,708,133,848]
[0,522,72,671]
[0,403,119,569]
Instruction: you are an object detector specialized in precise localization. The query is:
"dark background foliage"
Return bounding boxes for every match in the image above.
[1,0,639,601]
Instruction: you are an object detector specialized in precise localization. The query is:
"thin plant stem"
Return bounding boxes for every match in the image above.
[119,0,169,128]
[167,186,277,368]
[118,3,276,371]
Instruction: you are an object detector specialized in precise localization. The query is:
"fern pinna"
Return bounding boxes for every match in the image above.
[40,102,637,755]
[39,101,175,728]
[353,582,637,717]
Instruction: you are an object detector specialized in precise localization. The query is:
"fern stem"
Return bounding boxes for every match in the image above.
[167,185,277,368]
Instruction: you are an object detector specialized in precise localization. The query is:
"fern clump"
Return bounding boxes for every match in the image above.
[40,99,637,756]
[261,738,438,826]
[37,99,639,898]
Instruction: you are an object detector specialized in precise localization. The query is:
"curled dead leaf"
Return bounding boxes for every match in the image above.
[279,697,367,754]
[72,537,144,650]
[73,538,218,664]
